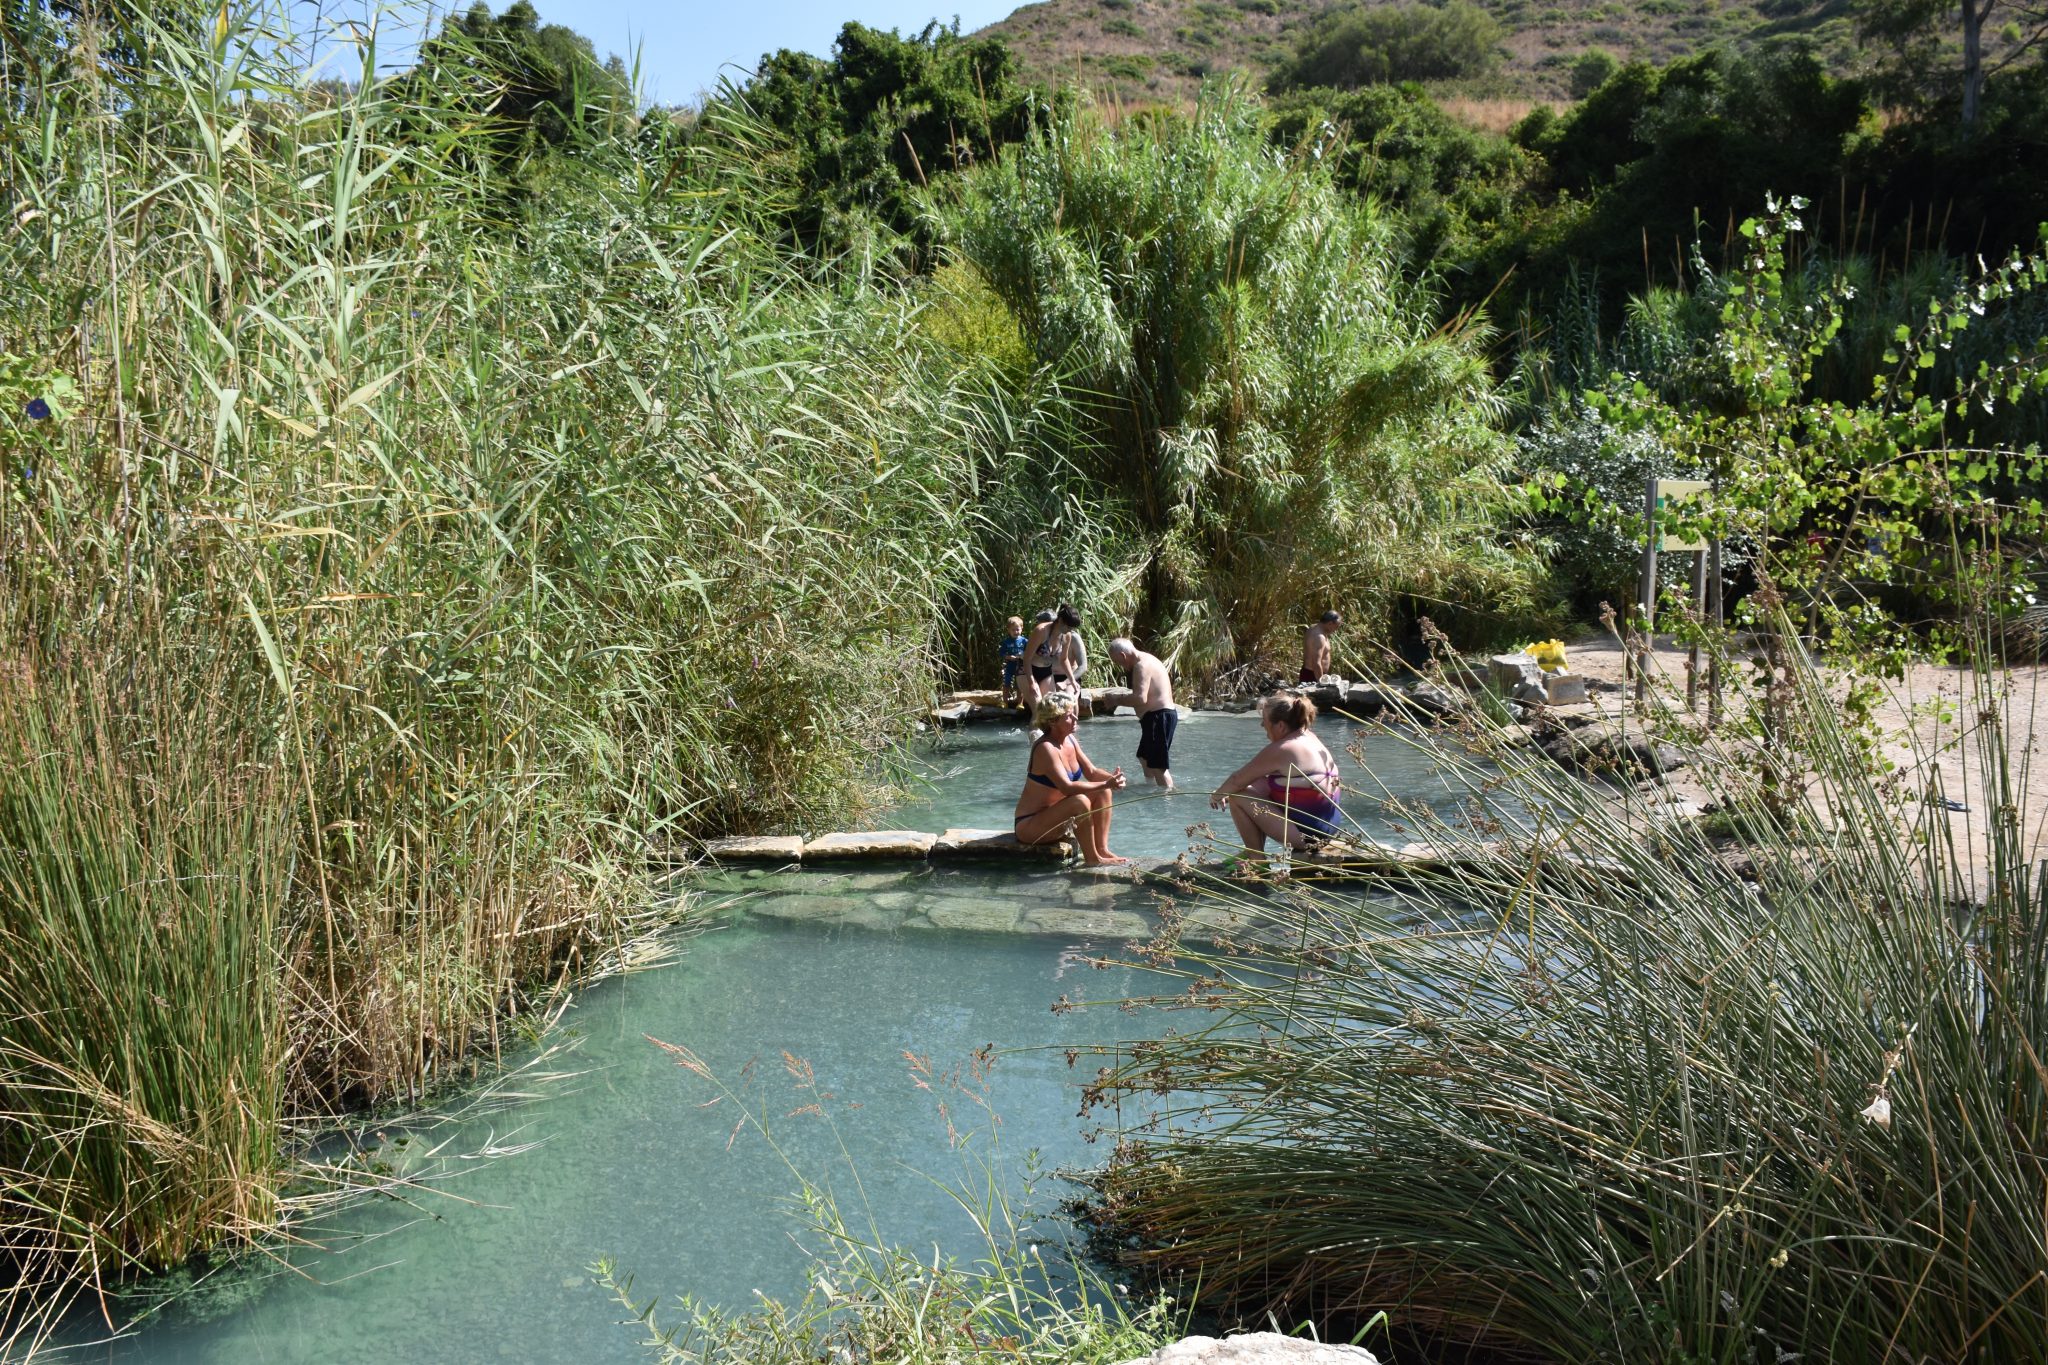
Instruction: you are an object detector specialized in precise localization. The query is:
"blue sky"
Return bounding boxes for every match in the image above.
[311,0,1023,106]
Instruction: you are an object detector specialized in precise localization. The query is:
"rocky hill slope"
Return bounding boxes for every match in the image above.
[977,0,1863,109]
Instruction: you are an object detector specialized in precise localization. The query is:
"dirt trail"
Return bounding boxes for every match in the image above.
[1545,626,2048,894]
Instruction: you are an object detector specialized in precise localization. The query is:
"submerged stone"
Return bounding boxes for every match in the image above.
[1023,907,1152,939]
[921,899,1023,933]
[747,894,862,921]
[1115,1333,1380,1365]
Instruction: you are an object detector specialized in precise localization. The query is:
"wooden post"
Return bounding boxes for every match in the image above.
[1707,536,1724,729]
[1636,476,1658,705]
[1687,549,1707,710]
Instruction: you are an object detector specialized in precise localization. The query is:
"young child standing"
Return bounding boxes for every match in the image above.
[998,615,1029,707]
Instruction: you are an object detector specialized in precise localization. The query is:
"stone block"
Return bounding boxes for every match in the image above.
[800,831,937,861]
[1114,1331,1381,1365]
[965,704,1023,723]
[932,828,1072,860]
[922,899,1023,933]
[1489,652,1541,692]
[949,689,1005,707]
[930,702,972,724]
[701,835,805,863]
[1023,907,1153,939]
[748,894,861,921]
[1545,673,1589,705]
[1091,688,1135,716]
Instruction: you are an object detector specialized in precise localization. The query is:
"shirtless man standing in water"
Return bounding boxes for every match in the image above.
[1109,638,1177,790]
[1300,611,1340,685]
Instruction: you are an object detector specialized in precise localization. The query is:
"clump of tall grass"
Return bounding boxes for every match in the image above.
[0,644,287,1355]
[1096,637,2048,1359]
[1,0,1072,1337]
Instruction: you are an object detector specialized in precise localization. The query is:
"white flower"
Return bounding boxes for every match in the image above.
[1860,1093,1892,1128]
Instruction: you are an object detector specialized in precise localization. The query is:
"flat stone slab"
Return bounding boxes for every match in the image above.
[932,828,1071,860]
[801,831,937,860]
[949,689,1006,707]
[1023,907,1153,939]
[748,893,861,921]
[922,899,1023,933]
[702,835,805,863]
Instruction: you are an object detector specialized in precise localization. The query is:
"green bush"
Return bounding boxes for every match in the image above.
[1269,1,1504,91]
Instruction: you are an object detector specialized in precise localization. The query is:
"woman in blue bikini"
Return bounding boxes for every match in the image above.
[1014,693,1127,865]
[1211,693,1343,858]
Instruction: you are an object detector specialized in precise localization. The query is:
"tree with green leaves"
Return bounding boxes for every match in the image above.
[1858,0,2048,125]
[728,20,1038,268]
[396,0,632,190]
[940,90,1522,676]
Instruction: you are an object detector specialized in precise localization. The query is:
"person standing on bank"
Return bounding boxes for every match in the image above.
[1300,610,1340,685]
[1014,693,1127,865]
[1108,638,1177,790]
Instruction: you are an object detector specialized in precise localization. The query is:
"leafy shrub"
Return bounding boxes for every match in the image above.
[1269,1,1504,91]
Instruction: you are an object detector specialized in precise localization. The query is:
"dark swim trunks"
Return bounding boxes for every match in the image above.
[1298,669,1318,685]
[1136,707,1178,770]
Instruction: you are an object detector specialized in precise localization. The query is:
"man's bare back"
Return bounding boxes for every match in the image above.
[1126,649,1174,713]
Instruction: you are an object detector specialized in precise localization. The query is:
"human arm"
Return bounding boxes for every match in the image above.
[1209,743,1284,808]
[1072,739,1126,791]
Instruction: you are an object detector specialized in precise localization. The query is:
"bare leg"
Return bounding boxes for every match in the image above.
[1144,765,1173,790]
[1225,792,1268,852]
[1016,793,1090,847]
[1225,795,1314,852]
[1081,787,1126,865]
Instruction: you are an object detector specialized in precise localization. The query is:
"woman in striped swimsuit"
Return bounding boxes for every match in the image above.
[1210,693,1344,857]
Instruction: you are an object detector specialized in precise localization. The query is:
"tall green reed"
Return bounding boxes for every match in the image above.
[0,0,1049,1335]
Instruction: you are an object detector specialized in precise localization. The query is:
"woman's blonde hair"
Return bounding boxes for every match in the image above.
[1033,693,1078,729]
[1262,693,1317,731]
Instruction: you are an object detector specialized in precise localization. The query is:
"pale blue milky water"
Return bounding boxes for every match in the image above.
[50,712,1486,1364]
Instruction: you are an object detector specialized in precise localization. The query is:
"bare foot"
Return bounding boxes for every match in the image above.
[1084,854,1131,866]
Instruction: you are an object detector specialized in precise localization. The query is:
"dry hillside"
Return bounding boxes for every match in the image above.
[977,0,1867,107]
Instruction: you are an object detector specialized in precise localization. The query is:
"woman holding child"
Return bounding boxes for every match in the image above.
[1014,693,1127,866]
[1211,694,1344,856]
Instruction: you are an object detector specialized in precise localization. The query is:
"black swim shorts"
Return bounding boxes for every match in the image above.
[1136,707,1178,770]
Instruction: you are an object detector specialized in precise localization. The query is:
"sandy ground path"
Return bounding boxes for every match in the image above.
[1539,626,2048,893]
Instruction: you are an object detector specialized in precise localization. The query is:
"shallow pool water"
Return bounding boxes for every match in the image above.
[45,897,1176,1365]
[51,712,1489,1364]
[897,711,1483,860]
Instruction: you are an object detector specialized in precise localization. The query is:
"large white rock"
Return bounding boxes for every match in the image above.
[1116,1334,1381,1365]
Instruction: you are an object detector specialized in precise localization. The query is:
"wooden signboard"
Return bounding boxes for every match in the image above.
[1653,478,1710,551]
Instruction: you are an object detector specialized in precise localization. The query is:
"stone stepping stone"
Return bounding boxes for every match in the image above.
[933,828,1071,860]
[801,831,936,860]
[701,835,805,863]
